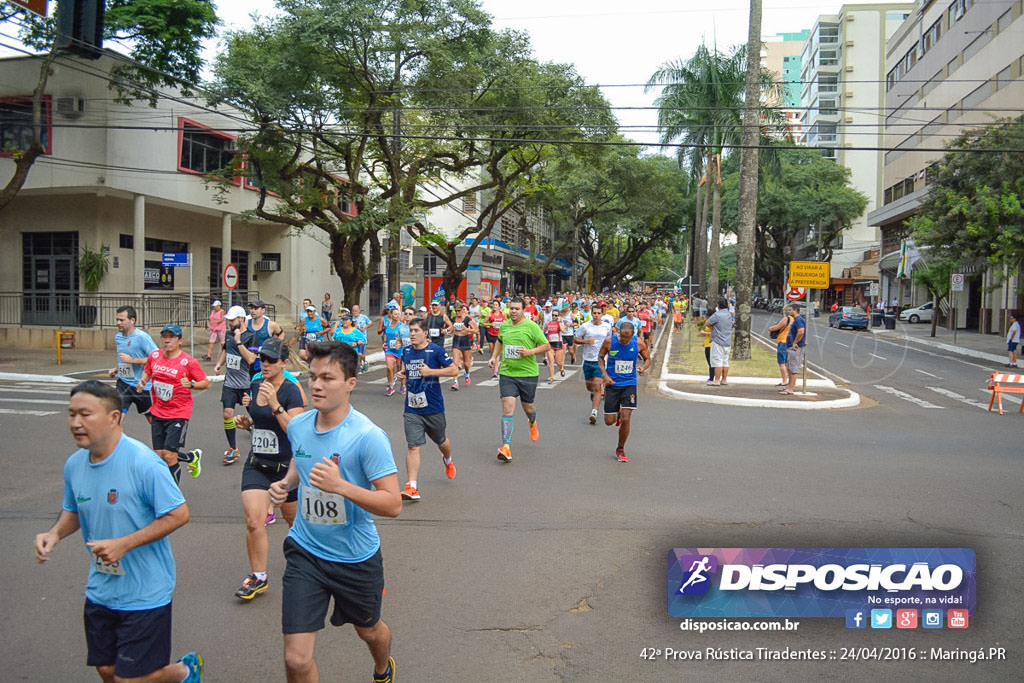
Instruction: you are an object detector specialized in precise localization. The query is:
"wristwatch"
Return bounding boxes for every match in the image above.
[273,405,285,415]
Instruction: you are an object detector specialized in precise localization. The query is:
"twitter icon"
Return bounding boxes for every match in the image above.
[870,609,893,629]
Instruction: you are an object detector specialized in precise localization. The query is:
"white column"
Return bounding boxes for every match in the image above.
[133,195,145,292]
[222,213,232,305]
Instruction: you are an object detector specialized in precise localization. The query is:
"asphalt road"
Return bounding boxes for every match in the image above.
[2,328,1021,682]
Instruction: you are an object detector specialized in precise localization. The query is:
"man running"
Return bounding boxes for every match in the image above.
[298,305,327,362]
[487,297,549,463]
[269,341,401,683]
[232,338,305,601]
[424,300,452,349]
[598,321,651,462]
[351,304,373,372]
[35,380,202,683]
[576,302,613,425]
[396,318,458,500]
[560,305,577,365]
[382,305,408,397]
[108,305,157,428]
[137,324,209,484]
[214,306,258,465]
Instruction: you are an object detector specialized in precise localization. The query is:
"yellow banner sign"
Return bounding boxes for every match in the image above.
[788,261,830,289]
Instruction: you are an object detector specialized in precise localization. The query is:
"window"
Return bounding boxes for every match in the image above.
[119,234,134,249]
[423,254,437,275]
[920,19,942,57]
[819,48,839,67]
[1,96,51,155]
[819,25,839,44]
[462,193,477,213]
[903,176,916,196]
[178,118,238,181]
[819,75,838,94]
[144,237,189,254]
[884,187,893,205]
[500,215,516,244]
[819,98,838,116]
[948,0,966,24]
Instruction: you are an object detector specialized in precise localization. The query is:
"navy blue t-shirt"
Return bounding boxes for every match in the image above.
[787,315,807,347]
[401,342,453,415]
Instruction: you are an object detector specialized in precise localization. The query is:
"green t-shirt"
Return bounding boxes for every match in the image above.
[497,319,548,377]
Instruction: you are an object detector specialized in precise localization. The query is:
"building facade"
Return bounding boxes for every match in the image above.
[761,30,810,141]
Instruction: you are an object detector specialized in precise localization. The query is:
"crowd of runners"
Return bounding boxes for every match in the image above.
[35,288,689,683]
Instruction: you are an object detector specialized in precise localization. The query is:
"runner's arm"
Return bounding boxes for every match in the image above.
[638,340,652,375]
[34,510,80,563]
[597,338,614,383]
[268,458,299,505]
[86,503,189,565]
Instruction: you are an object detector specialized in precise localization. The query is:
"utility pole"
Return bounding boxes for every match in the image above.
[387,52,402,301]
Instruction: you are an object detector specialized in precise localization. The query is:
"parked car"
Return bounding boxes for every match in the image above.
[829,305,869,330]
[898,302,934,323]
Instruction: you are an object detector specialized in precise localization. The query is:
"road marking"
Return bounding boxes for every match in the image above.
[914,369,942,379]
[834,341,849,348]
[476,378,499,386]
[873,385,944,409]
[927,387,987,410]
[870,354,887,361]
[0,397,68,405]
[979,388,1020,406]
[0,386,73,395]
[0,408,60,416]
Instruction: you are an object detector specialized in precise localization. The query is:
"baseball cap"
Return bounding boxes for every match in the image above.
[225,305,247,320]
[212,300,222,307]
[305,305,317,312]
[258,337,286,360]
[160,323,183,337]
[249,299,267,308]
[386,301,399,310]
[419,306,428,312]
[430,300,441,305]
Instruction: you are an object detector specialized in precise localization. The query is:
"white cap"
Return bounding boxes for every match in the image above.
[305,305,317,312]
[212,300,222,307]
[226,305,247,320]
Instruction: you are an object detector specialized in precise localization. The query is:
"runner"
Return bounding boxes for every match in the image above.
[248,298,284,376]
[35,380,202,683]
[214,305,259,465]
[396,318,458,500]
[468,294,482,353]
[268,341,401,683]
[333,313,368,372]
[424,300,452,349]
[137,324,209,484]
[231,338,305,601]
[485,300,505,377]
[477,298,492,356]
[575,302,613,425]
[351,304,373,372]
[561,305,578,365]
[298,305,328,362]
[543,311,565,383]
[450,303,477,390]
[487,297,550,462]
[382,306,408,397]
[108,305,157,428]
[598,321,651,462]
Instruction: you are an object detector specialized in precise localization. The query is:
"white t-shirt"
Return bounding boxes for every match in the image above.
[576,320,611,362]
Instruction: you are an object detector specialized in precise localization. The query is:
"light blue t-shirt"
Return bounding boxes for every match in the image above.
[114,328,158,388]
[353,314,371,331]
[333,326,367,349]
[61,435,185,610]
[286,409,397,563]
[383,321,409,357]
[615,316,642,337]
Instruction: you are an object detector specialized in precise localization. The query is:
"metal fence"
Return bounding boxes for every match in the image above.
[0,291,276,330]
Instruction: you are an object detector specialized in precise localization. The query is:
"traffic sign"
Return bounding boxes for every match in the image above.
[9,0,48,18]
[786,287,807,301]
[951,273,965,292]
[788,260,830,289]
[223,263,239,290]
[162,252,189,267]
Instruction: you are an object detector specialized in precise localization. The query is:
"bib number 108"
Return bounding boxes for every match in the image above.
[301,486,347,525]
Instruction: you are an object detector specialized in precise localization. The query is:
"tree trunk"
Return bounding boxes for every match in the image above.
[707,154,722,301]
[441,245,462,305]
[691,172,704,279]
[332,231,379,309]
[696,172,711,293]
[732,0,762,360]
[0,56,53,213]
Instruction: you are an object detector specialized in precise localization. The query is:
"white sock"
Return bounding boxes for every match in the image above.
[254,571,267,581]
[443,456,452,465]
[409,480,417,489]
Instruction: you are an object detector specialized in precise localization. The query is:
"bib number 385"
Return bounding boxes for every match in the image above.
[301,485,347,525]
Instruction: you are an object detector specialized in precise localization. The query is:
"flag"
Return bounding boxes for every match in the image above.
[904,238,922,275]
[896,239,908,278]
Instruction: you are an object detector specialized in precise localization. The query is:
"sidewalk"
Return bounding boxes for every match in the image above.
[869,320,1010,365]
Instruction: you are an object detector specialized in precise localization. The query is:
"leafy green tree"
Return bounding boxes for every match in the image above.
[0,0,219,211]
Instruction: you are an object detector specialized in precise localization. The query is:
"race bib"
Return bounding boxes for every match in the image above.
[614,360,634,375]
[407,391,428,409]
[226,354,241,370]
[454,322,464,331]
[304,332,317,342]
[428,328,440,338]
[153,381,174,402]
[504,345,522,360]
[389,339,401,349]
[117,363,134,380]
[93,554,125,576]
[548,333,560,342]
[252,428,279,455]
[301,485,346,525]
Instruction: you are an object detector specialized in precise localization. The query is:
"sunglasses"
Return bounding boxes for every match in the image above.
[259,354,281,364]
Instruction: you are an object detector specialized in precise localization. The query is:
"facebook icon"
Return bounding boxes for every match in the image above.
[845,609,867,629]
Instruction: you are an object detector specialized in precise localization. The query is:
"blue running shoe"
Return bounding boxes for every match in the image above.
[179,652,203,682]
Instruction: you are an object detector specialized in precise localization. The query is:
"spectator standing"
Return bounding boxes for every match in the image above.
[768,309,793,387]
[206,300,225,360]
[706,298,733,386]
[321,293,333,325]
[1006,312,1021,368]
[780,303,807,395]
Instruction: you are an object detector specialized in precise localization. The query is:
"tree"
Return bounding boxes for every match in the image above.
[908,115,1024,268]
[0,0,219,212]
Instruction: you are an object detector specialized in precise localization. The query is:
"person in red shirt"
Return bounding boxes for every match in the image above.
[486,301,506,377]
[638,306,653,346]
[543,316,565,382]
[138,324,211,484]
[523,299,539,322]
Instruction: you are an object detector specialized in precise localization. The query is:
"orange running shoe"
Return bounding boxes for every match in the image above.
[444,459,456,479]
[497,444,512,462]
[401,484,421,501]
[529,421,539,442]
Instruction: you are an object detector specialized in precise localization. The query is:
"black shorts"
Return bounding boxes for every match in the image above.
[221,385,248,410]
[84,599,172,679]
[499,374,538,404]
[562,335,575,346]
[117,379,152,416]
[642,331,652,342]
[604,383,638,413]
[548,340,563,350]
[242,456,298,502]
[282,538,384,633]
[150,417,187,452]
[452,334,473,350]
[403,411,447,447]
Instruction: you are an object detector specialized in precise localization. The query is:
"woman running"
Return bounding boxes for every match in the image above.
[450,304,478,390]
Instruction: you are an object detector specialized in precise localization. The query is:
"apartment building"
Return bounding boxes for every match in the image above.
[761,30,810,140]
[798,3,915,296]
[867,0,1024,332]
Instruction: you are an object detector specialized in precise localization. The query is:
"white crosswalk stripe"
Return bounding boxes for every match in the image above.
[927,387,988,410]
[0,407,60,416]
[873,385,944,409]
[0,397,68,405]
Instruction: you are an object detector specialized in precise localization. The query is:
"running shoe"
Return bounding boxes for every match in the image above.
[235,574,269,600]
[465,373,471,385]
[529,421,539,442]
[222,448,239,465]
[451,380,459,391]
[178,652,204,682]
[616,447,629,463]
[491,372,498,379]
[547,377,555,384]
[560,368,565,377]
[589,410,597,425]
[401,484,420,501]
[385,387,395,397]
[187,449,202,479]
[399,385,406,395]
[372,656,397,683]
[265,513,276,527]
[497,444,512,462]
[444,459,456,479]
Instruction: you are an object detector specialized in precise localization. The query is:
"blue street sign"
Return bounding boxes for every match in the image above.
[162,252,189,267]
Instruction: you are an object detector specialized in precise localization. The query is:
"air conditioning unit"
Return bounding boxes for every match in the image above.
[844,116,854,123]
[845,40,855,47]
[845,91,854,98]
[845,65,854,72]
[56,96,84,118]
[254,259,280,272]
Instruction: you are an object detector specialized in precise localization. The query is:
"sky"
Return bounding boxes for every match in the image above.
[209,0,856,148]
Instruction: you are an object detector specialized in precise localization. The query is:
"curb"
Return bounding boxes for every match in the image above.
[870,329,1006,364]
[0,372,79,384]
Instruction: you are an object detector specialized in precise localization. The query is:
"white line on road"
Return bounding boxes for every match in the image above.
[914,369,942,379]
[834,341,849,348]
[873,385,944,409]
[870,354,887,361]
[0,397,69,405]
[0,408,59,416]
[927,387,988,410]
[0,385,74,395]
